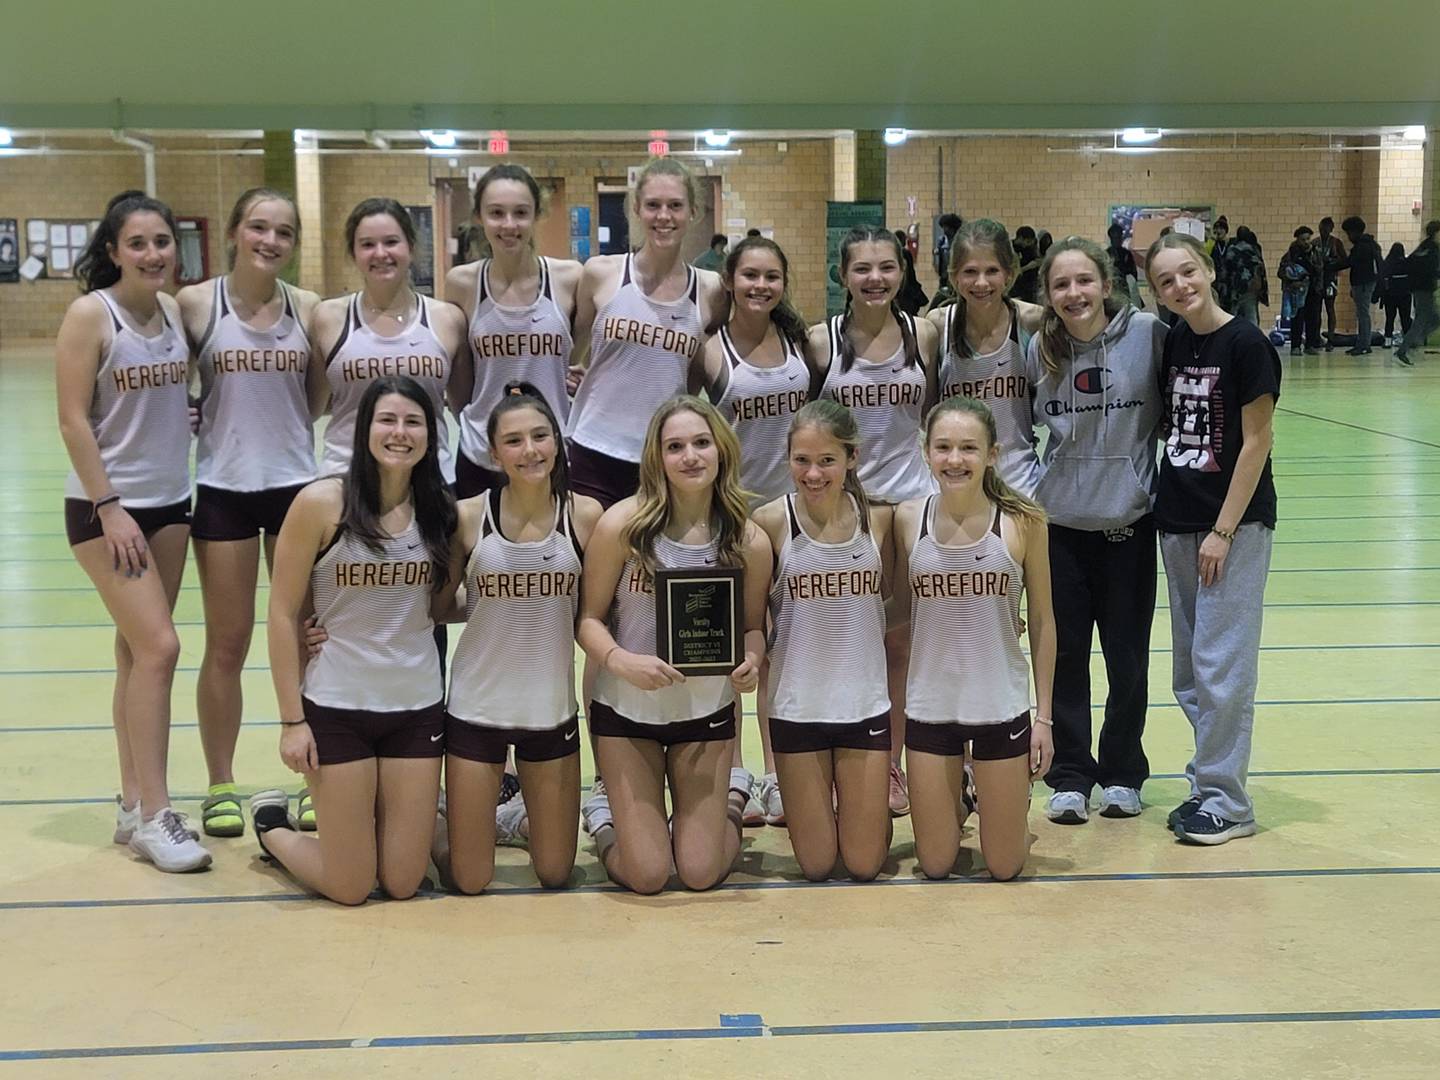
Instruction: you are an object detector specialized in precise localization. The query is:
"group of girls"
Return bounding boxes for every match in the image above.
[56,152,1277,896]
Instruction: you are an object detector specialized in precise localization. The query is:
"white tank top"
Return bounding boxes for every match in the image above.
[906,499,1031,725]
[711,326,810,506]
[820,313,933,503]
[767,495,889,724]
[64,290,191,508]
[938,307,1040,495]
[304,515,442,711]
[592,532,735,725]
[320,294,455,483]
[194,277,316,491]
[457,257,573,471]
[568,255,704,462]
[447,490,582,730]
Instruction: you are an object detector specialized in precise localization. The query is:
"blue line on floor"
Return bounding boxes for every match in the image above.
[3,769,1435,808]
[1,1006,1438,1060]
[1,867,1437,915]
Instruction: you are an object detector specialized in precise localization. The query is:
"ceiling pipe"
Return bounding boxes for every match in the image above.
[112,129,157,194]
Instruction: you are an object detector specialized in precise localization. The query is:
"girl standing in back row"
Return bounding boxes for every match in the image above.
[446,164,581,498]
[179,187,323,840]
[810,224,939,816]
[1145,233,1279,845]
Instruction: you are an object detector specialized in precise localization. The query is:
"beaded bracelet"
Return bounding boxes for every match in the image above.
[1211,525,1236,544]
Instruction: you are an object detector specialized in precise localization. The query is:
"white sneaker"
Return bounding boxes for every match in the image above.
[741,778,766,827]
[1098,786,1142,818]
[496,791,529,848]
[728,767,754,799]
[115,796,198,844]
[581,783,612,835]
[114,796,140,844]
[1045,791,1089,825]
[129,808,213,872]
[755,772,785,826]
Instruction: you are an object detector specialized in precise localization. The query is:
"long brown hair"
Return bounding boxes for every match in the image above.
[946,219,1018,361]
[837,225,921,373]
[924,397,1045,525]
[724,236,808,348]
[788,400,869,533]
[1035,236,1122,377]
[623,396,750,583]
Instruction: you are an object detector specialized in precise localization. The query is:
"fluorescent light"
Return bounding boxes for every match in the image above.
[0,128,12,147]
[421,129,457,148]
[1402,125,1427,142]
[701,129,732,148]
[1120,127,1163,144]
[882,127,907,146]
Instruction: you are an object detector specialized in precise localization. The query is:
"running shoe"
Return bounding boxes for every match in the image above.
[1097,786,1142,818]
[581,781,612,835]
[1045,791,1089,824]
[498,770,521,807]
[129,808,212,873]
[1174,810,1256,845]
[1166,797,1202,829]
[755,772,785,826]
[495,791,529,848]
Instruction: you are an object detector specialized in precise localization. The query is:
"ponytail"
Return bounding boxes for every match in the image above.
[924,396,1045,526]
[74,190,179,294]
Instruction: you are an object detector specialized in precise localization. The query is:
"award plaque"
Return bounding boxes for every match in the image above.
[654,566,744,677]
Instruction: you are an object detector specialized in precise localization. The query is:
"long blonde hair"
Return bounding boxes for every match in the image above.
[924,397,1046,525]
[623,396,751,581]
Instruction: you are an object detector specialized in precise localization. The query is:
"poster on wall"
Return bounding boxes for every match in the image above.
[0,220,18,283]
[569,205,591,262]
[825,201,885,316]
[407,205,435,295]
[1109,204,1215,271]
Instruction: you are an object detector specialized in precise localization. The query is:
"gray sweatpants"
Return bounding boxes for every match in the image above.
[1160,525,1273,822]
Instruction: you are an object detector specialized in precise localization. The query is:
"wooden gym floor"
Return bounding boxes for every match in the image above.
[0,344,1436,1077]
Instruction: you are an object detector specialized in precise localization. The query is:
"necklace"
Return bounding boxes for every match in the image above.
[363,290,413,324]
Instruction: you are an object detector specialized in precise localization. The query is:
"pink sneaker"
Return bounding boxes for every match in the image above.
[888,763,910,817]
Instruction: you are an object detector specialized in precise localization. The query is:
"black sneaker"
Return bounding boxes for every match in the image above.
[1166,797,1202,829]
[498,770,521,807]
[249,789,297,860]
[1174,810,1256,845]
[1303,347,1321,356]
[1396,351,1414,367]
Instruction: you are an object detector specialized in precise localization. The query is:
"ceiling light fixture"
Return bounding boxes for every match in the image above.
[421,129,457,148]
[1120,128,1163,144]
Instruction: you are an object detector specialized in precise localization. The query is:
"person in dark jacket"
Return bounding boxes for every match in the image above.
[1278,227,1322,355]
[1340,216,1384,355]
[1396,219,1440,366]
[1219,227,1267,326]
[1314,217,1347,348]
[1380,243,1412,345]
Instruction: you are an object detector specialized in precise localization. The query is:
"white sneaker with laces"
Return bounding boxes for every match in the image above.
[741,779,766,827]
[114,796,141,844]
[755,772,785,826]
[1097,786,1142,818]
[1045,791,1089,825]
[129,808,213,872]
[496,791,529,848]
[581,783,612,835]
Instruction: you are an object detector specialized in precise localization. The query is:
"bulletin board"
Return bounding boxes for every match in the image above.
[0,219,18,283]
[25,218,98,279]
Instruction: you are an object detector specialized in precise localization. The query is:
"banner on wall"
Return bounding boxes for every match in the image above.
[0,220,17,283]
[825,201,885,316]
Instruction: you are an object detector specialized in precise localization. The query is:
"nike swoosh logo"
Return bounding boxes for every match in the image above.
[787,372,803,382]
[429,732,444,742]
[703,558,716,565]
[408,339,423,347]
[868,728,886,736]
[670,314,686,321]
[1008,728,1026,740]
[975,554,984,561]
[852,552,864,560]
[708,719,728,729]
[890,365,905,374]
[408,542,423,550]
[542,553,557,561]
[564,727,577,740]
[531,316,545,324]
[995,356,1011,368]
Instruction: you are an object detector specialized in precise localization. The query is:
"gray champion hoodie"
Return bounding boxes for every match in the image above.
[1023,305,1167,532]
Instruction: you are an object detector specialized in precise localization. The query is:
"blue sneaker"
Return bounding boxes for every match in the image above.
[1174,810,1256,845]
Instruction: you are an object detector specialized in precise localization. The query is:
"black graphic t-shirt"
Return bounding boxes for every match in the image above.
[1155,318,1281,533]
